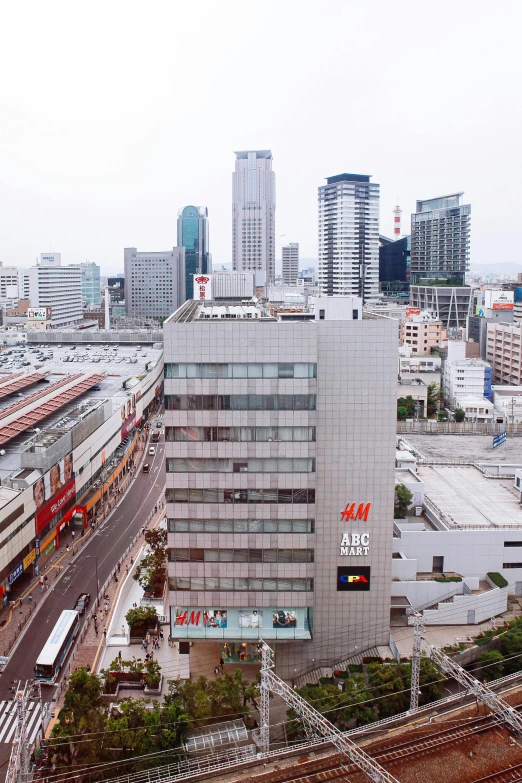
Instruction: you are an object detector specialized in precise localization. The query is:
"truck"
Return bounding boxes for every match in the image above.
[151,432,160,443]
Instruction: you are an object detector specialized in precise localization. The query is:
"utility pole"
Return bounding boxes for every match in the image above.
[6,682,31,783]
[410,612,424,712]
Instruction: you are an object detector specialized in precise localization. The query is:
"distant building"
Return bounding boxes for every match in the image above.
[318,173,379,302]
[0,264,22,308]
[212,271,255,300]
[443,342,492,407]
[124,247,186,319]
[80,262,101,305]
[108,276,125,302]
[410,193,470,285]
[409,284,472,328]
[39,252,61,267]
[486,322,522,386]
[282,243,299,286]
[232,150,275,281]
[29,258,83,327]
[177,206,210,302]
[379,236,410,293]
[400,315,447,355]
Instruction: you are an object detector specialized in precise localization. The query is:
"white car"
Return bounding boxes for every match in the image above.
[148,446,156,456]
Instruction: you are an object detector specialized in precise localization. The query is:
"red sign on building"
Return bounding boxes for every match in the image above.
[36,479,76,534]
[340,503,371,522]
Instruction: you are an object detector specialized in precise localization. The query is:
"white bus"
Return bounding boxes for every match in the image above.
[34,610,80,684]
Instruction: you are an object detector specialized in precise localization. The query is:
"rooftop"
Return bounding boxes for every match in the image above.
[419,465,522,529]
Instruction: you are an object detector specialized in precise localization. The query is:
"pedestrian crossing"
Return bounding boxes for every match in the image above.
[0,700,43,745]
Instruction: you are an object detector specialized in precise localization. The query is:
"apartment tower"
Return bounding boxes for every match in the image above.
[282,243,299,286]
[410,193,471,285]
[318,174,380,302]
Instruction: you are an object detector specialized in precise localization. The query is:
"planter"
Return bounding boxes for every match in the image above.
[144,674,163,695]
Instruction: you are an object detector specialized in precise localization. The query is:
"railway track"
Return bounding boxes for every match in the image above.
[472,764,522,782]
[248,715,506,783]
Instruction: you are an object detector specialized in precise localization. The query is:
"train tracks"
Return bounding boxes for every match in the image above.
[472,764,522,782]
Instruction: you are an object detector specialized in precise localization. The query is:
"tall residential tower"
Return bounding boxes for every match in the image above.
[282,242,299,285]
[177,206,210,302]
[318,173,380,302]
[232,150,276,282]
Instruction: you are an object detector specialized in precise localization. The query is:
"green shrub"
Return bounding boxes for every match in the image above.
[488,572,508,589]
[434,576,462,583]
[319,677,333,685]
[347,664,363,673]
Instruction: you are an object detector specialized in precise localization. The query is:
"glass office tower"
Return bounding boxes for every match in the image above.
[177,206,210,301]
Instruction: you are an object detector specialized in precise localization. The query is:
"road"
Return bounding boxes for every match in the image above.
[0,426,166,700]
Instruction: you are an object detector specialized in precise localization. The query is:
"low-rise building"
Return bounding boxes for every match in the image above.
[491,386,522,424]
[454,395,494,422]
[397,378,427,417]
[443,341,492,407]
[400,314,447,354]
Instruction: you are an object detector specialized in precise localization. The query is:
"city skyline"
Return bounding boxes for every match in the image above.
[0,2,520,276]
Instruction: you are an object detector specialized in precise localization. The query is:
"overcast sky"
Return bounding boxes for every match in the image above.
[0,0,520,276]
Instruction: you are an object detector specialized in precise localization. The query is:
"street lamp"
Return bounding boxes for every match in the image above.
[85,556,100,603]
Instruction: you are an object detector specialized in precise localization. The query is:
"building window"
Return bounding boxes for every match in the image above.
[165,363,317,379]
[503,563,522,568]
[504,541,522,547]
[168,518,315,533]
[168,548,314,563]
[166,488,316,504]
[169,576,314,592]
[165,395,316,411]
[165,426,316,443]
[166,458,315,473]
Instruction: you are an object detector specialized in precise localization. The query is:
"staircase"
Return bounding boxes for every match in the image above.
[294,646,384,689]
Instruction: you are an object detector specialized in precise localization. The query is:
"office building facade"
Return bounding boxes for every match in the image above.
[177,206,210,302]
[164,300,397,679]
[379,236,410,293]
[80,262,101,306]
[318,174,380,302]
[124,247,185,320]
[410,193,471,285]
[409,284,472,329]
[282,243,299,286]
[232,150,276,281]
[486,322,522,386]
[28,261,83,327]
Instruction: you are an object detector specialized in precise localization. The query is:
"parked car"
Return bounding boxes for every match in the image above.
[74,593,91,615]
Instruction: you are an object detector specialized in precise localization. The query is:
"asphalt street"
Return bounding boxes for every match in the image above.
[0,429,166,700]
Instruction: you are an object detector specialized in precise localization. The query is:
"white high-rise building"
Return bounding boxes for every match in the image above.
[282,242,299,286]
[29,257,83,327]
[232,150,276,282]
[318,173,380,302]
[124,247,186,319]
[0,264,22,307]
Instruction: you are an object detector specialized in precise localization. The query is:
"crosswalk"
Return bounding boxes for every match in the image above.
[0,700,43,745]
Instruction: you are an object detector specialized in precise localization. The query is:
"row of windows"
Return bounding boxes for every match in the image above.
[166,488,316,504]
[504,541,522,547]
[169,548,314,563]
[165,395,316,411]
[168,518,315,533]
[169,576,314,592]
[503,563,522,568]
[165,363,317,379]
[166,426,316,443]
[166,458,315,474]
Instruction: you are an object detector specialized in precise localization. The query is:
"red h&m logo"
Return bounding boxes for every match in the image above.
[340,503,371,522]
[175,611,201,627]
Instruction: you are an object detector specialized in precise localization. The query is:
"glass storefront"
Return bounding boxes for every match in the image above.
[171,606,312,641]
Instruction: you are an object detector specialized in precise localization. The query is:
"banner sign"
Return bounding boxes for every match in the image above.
[493,431,507,450]
[337,566,371,592]
[35,478,76,533]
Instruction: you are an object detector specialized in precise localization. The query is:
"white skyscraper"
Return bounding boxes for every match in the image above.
[318,173,380,302]
[232,150,276,281]
[282,243,299,286]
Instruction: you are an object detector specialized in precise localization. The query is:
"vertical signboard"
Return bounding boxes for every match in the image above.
[193,275,212,301]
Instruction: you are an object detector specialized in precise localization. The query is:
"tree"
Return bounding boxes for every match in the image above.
[50,668,106,765]
[125,605,158,635]
[454,407,466,422]
[367,662,410,717]
[287,675,374,738]
[167,670,259,728]
[394,484,413,519]
[397,395,416,419]
[437,410,447,422]
[478,650,504,682]
[397,405,408,421]
[427,383,441,417]
[500,629,522,673]
[134,529,167,595]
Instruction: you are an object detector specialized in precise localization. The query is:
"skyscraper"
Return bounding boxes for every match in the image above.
[232,150,276,281]
[318,173,380,302]
[410,193,471,285]
[282,242,299,286]
[177,206,210,302]
[124,247,186,319]
[80,262,101,306]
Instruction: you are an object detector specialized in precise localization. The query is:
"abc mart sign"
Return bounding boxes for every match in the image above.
[340,532,370,556]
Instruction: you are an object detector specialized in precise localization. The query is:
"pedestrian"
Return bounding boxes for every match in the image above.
[121,625,125,636]
[117,561,121,572]
[214,666,219,676]
[118,650,122,660]
[146,632,150,644]
[39,576,44,591]
[27,593,33,602]
[126,564,129,574]
[71,530,75,541]
[114,572,118,583]
[130,557,134,566]
[103,630,107,639]
[160,630,164,641]
[219,657,224,672]
[167,634,172,647]
[104,602,109,615]
[44,575,48,589]
[94,625,98,637]
[99,609,103,621]
[66,544,70,553]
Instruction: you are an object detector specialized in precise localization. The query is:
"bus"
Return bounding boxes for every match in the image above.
[34,610,80,684]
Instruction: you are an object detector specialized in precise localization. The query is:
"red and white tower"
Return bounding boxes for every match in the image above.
[393,202,402,240]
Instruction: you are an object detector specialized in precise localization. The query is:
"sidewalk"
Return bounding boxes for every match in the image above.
[0,426,149,658]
